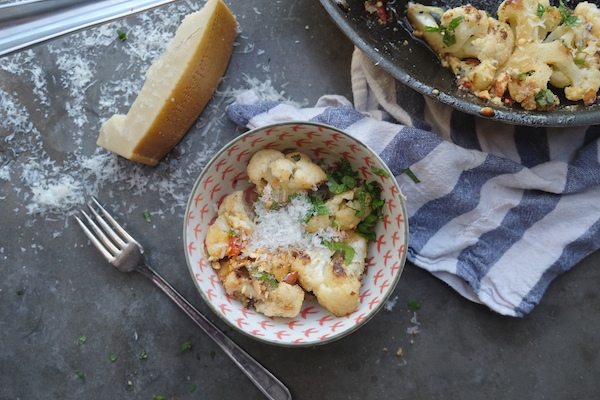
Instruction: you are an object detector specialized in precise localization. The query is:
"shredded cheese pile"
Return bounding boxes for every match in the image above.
[0,3,298,221]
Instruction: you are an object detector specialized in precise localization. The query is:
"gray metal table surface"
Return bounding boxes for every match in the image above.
[1,0,599,399]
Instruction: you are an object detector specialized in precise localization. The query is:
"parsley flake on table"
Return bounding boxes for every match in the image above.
[139,350,148,360]
[75,371,85,381]
[408,301,422,311]
[152,394,166,400]
[398,167,420,183]
[117,30,127,41]
[142,210,151,222]
[109,353,117,362]
[180,341,192,353]
[16,289,24,295]
[189,384,197,393]
[78,335,87,345]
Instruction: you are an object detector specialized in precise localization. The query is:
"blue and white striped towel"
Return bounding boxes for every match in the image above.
[226,48,600,317]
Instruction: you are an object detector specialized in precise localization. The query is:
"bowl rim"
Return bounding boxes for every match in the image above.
[182,121,409,346]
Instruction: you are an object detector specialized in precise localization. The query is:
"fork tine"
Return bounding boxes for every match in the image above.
[75,214,115,262]
[91,197,137,244]
[86,203,128,250]
[80,208,121,257]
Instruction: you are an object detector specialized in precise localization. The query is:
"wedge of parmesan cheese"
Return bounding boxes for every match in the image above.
[97,0,237,166]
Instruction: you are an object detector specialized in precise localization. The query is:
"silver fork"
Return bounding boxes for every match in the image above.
[75,197,292,400]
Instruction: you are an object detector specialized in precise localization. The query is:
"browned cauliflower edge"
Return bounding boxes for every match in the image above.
[406,0,600,111]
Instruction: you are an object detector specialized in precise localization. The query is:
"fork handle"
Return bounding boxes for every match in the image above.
[135,264,292,400]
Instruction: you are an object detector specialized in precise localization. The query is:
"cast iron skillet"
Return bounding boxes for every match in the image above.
[319,0,600,127]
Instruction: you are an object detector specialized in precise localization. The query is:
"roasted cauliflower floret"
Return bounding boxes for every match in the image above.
[305,189,373,233]
[497,0,562,44]
[575,2,600,36]
[293,232,368,316]
[408,0,600,110]
[215,250,306,318]
[407,3,515,92]
[254,282,305,318]
[247,149,327,208]
[494,45,558,110]
[205,191,254,261]
[544,10,600,104]
[494,16,600,109]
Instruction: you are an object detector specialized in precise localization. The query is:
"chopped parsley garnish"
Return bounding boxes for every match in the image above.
[139,350,148,360]
[558,1,580,27]
[327,158,358,194]
[250,267,279,287]
[574,49,587,65]
[257,272,279,287]
[109,353,117,362]
[75,371,85,381]
[117,30,127,41]
[398,167,420,183]
[517,70,535,81]
[425,15,464,47]
[142,210,151,222]
[180,341,192,353]
[536,3,546,18]
[408,301,422,311]
[290,154,301,162]
[355,181,385,241]
[371,165,390,177]
[307,196,329,221]
[535,88,555,108]
[322,239,355,265]
[78,335,87,345]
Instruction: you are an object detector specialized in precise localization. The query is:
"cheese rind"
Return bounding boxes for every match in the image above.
[97,0,237,166]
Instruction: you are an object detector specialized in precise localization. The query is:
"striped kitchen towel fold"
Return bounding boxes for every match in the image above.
[226,48,600,317]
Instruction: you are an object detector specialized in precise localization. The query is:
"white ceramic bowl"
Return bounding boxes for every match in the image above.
[183,121,408,346]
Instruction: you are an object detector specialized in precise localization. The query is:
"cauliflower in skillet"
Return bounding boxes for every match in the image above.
[407,3,515,94]
[497,0,562,44]
[247,149,327,208]
[407,0,600,110]
[492,0,600,109]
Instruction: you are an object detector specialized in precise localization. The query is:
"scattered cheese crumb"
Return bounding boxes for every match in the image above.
[384,295,398,311]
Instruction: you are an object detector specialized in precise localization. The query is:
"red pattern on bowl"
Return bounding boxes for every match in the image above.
[184,122,408,346]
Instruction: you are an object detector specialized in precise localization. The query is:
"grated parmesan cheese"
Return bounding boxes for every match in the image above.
[248,193,314,252]
[0,1,299,221]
